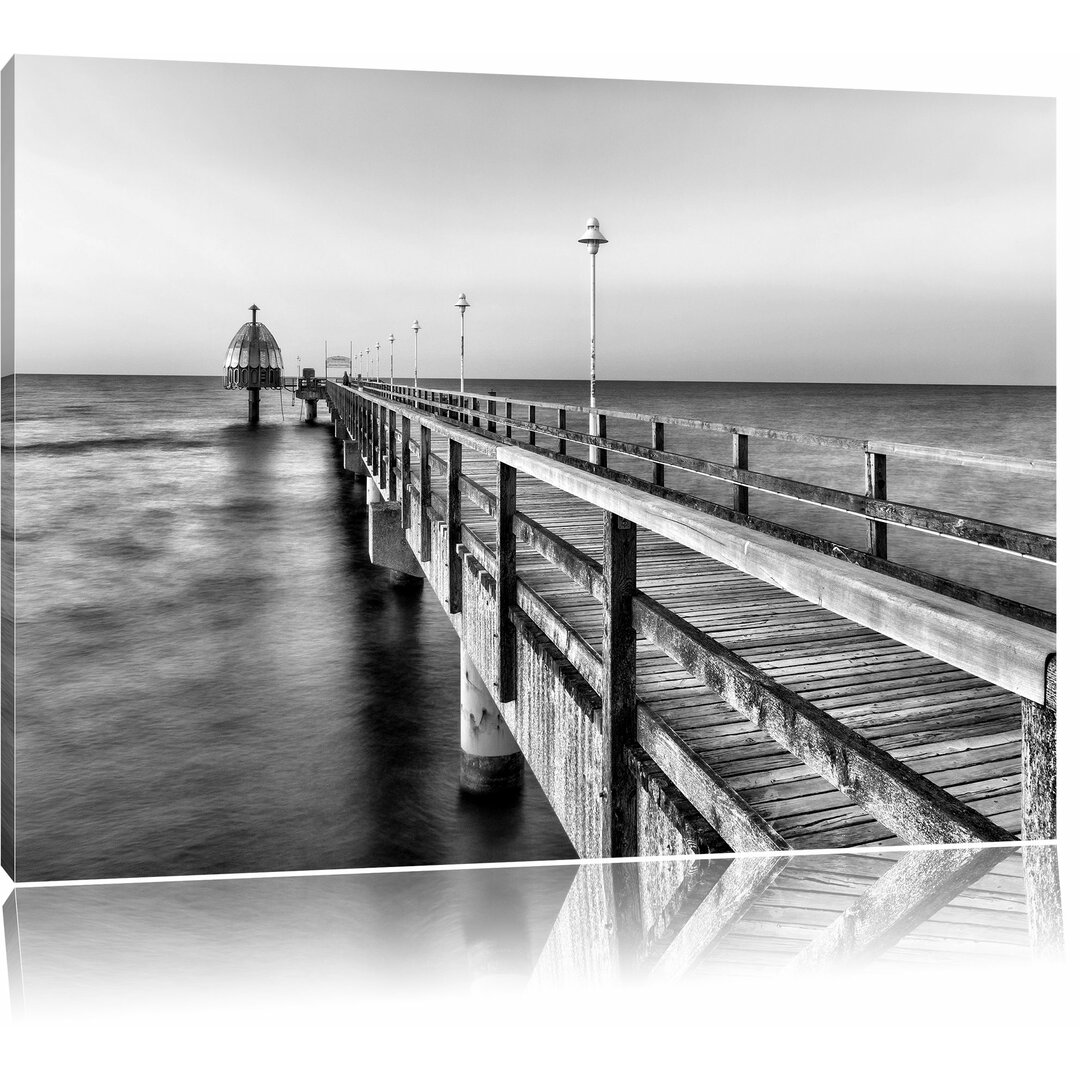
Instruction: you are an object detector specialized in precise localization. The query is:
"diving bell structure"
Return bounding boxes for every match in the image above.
[224,304,284,424]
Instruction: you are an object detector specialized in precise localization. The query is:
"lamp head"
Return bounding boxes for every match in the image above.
[577,216,608,255]
[455,293,470,311]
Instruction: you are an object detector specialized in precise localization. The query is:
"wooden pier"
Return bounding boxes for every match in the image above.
[321,380,1056,860]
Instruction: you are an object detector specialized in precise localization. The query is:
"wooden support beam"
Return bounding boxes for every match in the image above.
[488,396,497,433]
[557,407,567,456]
[400,415,411,530]
[496,461,517,702]
[632,592,1015,845]
[865,450,887,559]
[528,404,536,446]
[513,511,607,603]
[447,439,462,614]
[387,409,398,502]
[732,432,748,516]
[652,421,665,488]
[378,404,388,489]
[597,413,608,468]
[419,424,431,562]
[602,512,637,858]
[504,400,513,439]
[1022,690,1056,840]
[636,703,789,852]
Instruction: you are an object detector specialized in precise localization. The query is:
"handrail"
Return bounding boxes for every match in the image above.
[356,380,1056,564]
[360,378,1056,476]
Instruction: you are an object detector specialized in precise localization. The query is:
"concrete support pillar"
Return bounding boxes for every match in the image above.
[300,398,317,423]
[366,476,384,505]
[344,440,368,479]
[247,387,260,425]
[460,644,523,796]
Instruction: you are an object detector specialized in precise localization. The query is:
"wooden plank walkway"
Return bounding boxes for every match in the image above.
[454,445,1023,851]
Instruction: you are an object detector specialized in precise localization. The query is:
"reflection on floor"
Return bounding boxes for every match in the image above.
[3,843,1063,1019]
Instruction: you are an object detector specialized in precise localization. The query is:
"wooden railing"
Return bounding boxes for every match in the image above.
[353,379,1055,631]
[324,380,1057,854]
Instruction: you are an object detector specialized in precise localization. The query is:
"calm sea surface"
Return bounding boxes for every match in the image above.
[10,376,1055,880]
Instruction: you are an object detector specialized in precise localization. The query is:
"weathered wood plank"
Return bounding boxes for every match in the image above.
[632,593,1014,845]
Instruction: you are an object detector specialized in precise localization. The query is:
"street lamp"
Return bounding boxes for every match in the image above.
[578,216,608,463]
[411,320,421,395]
[388,332,395,393]
[366,347,371,381]
[455,293,470,396]
[376,341,381,383]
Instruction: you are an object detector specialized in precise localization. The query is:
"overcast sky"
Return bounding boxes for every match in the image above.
[12,56,1055,383]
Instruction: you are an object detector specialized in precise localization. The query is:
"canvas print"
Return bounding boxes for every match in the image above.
[0,58,1056,882]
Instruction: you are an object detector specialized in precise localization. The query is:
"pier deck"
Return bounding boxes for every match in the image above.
[322,381,1055,859]
[458,458,1023,850]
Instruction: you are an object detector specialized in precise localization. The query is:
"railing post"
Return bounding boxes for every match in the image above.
[557,408,567,455]
[865,450,887,559]
[472,396,480,429]
[733,432,749,516]
[528,404,536,446]
[602,511,638,859]
[652,421,665,487]
[447,438,462,614]
[400,415,412,530]
[504,400,513,439]
[419,423,431,562]
[387,409,397,502]
[597,412,607,468]
[495,461,516,703]
[1022,660,1056,839]
[487,396,497,433]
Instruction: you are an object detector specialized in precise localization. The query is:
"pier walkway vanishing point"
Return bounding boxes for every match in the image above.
[321,380,1056,860]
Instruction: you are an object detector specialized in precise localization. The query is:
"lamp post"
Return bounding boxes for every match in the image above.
[375,341,381,383]
[455,293,470,396]
[388,333,395,393]
[366,347,371,381]
[412,319,421,395]
[578,216,608,463]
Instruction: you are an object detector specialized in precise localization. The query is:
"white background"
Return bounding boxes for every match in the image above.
[1,3,1076,1074]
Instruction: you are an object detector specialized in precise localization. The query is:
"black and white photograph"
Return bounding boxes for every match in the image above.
[0,4,1073,1072]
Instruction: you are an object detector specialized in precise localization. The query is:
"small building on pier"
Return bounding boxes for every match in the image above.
[223,305,284,423]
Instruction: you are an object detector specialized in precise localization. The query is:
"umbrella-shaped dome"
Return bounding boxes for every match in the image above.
[223,305,284,389]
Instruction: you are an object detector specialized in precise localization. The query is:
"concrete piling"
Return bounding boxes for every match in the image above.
[460,644,523,797]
